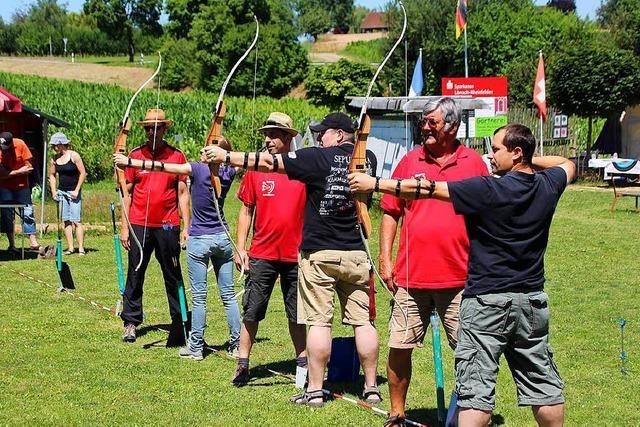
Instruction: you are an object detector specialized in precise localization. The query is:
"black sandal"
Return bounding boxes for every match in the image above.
[362,385,383,404]
[384,415,406,427]
[290,389,325,408]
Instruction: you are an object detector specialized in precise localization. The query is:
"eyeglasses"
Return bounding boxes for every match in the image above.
[419,117,445,129]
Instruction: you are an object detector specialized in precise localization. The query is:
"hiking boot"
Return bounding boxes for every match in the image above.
[178,345,203,361]
[231,365,249,387]
[227,343,240,359]
[122,323,136,343]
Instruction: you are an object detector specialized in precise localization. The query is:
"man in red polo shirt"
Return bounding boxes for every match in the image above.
[231,112,307,386]
[120,109,190,343]
[379,98,488,426]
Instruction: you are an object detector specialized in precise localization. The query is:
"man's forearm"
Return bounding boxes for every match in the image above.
[376,177,451,202]
[236,204,253,250]
[178,184,190,230]
[379,214,398,261]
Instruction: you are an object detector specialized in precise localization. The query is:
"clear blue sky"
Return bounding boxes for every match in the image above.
[0,0,603,23]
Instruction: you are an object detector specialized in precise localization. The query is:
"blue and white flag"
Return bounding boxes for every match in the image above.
[408,49,423,97]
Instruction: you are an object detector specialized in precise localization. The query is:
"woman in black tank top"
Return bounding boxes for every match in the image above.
[47,132,87,255]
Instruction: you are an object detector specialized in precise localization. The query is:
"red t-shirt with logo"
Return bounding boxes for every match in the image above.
[0,138,32,190]
[125,144,187,227]
[381,143,489,290]
[237,171,306,262]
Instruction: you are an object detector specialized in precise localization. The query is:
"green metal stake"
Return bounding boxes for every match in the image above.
[110,203,126,295]
[431,309,446,427]
[56,199,62,272]
[177,280,188,342]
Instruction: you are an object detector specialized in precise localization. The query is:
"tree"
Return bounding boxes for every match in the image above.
[294,0,354,36]
[381,0,597,103]
[350,6,369,33]
[298,6,331,39]
[165,0,208,39]
[547,0,576,13]
[550,45,640,156]
[188,0,307,96]
[305,59,380,109]
[83,0,163,62]
[598,0,640,56]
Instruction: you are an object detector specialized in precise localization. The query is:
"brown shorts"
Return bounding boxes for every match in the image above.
[388,286,463,350]
[297,249,372,327]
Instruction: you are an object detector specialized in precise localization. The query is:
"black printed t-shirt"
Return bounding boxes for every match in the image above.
[282,143,377,251]
[447,167,568,296]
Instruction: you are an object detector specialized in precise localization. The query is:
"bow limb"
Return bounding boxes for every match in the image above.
[349,114,373,238]
[204,16,259,280]
[206,15,259,198]
[351,1,407,240]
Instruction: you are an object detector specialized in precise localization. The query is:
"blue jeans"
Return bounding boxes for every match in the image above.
[0,188,36,235]
[186,233,240,351]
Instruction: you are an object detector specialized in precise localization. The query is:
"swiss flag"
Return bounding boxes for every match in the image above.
[533,52,547,121]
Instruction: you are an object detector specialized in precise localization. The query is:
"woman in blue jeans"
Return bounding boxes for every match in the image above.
[114,143,241,360]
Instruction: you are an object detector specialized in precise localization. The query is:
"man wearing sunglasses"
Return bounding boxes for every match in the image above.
[378,97,488,425]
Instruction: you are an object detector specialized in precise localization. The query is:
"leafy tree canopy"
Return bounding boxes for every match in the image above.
[187,0,308,97]
[547,0,576,13]
[598,0,640,56]
[83,0,163,61]
[294,0,354,37]
[549,45,640,118]
[304,59,380,109]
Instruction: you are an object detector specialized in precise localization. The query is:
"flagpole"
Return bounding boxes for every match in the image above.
[539,115,544,156]
[463,27,468,78]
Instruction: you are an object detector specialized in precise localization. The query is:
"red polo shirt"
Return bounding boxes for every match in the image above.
[381,143,489,290]
[0,138,32,190]
[237,171,305,263]
[125,143,187,227]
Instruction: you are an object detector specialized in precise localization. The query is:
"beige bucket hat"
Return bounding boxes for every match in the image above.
[258,112,298,136]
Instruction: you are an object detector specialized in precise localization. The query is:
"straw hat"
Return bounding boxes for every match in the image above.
[137,108,173,127]
[258,112,298,136]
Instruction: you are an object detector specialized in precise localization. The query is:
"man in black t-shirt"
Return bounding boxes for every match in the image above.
[348,124,576,427]
[203,112,381,408]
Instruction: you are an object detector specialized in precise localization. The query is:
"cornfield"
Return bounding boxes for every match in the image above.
[0,72,329,181]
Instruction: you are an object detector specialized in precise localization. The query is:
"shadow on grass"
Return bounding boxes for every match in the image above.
[399,408,504,426]
[0,249,39,262]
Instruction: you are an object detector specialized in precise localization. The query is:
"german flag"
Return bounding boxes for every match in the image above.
[455,0,468,39]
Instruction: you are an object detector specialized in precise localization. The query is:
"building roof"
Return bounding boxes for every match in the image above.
[0,87,22,113]
[360,12,387,30]
[346,96,492,115]
[0,86,70,128]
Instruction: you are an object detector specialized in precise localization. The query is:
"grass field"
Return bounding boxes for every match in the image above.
[1,184,639,426]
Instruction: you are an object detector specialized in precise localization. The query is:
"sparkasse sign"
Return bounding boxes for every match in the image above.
[441,77,509,137]
[441,77,508,97]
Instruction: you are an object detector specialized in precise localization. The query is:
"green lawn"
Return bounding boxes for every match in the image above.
[1,184,639,426]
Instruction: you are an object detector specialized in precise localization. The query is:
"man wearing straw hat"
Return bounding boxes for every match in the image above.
[120,108,190,343]
[231,112,307,386]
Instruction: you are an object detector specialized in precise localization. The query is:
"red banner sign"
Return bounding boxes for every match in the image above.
[441,77,508,98]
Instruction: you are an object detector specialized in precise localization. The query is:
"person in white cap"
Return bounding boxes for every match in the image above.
[48,132,87,255]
